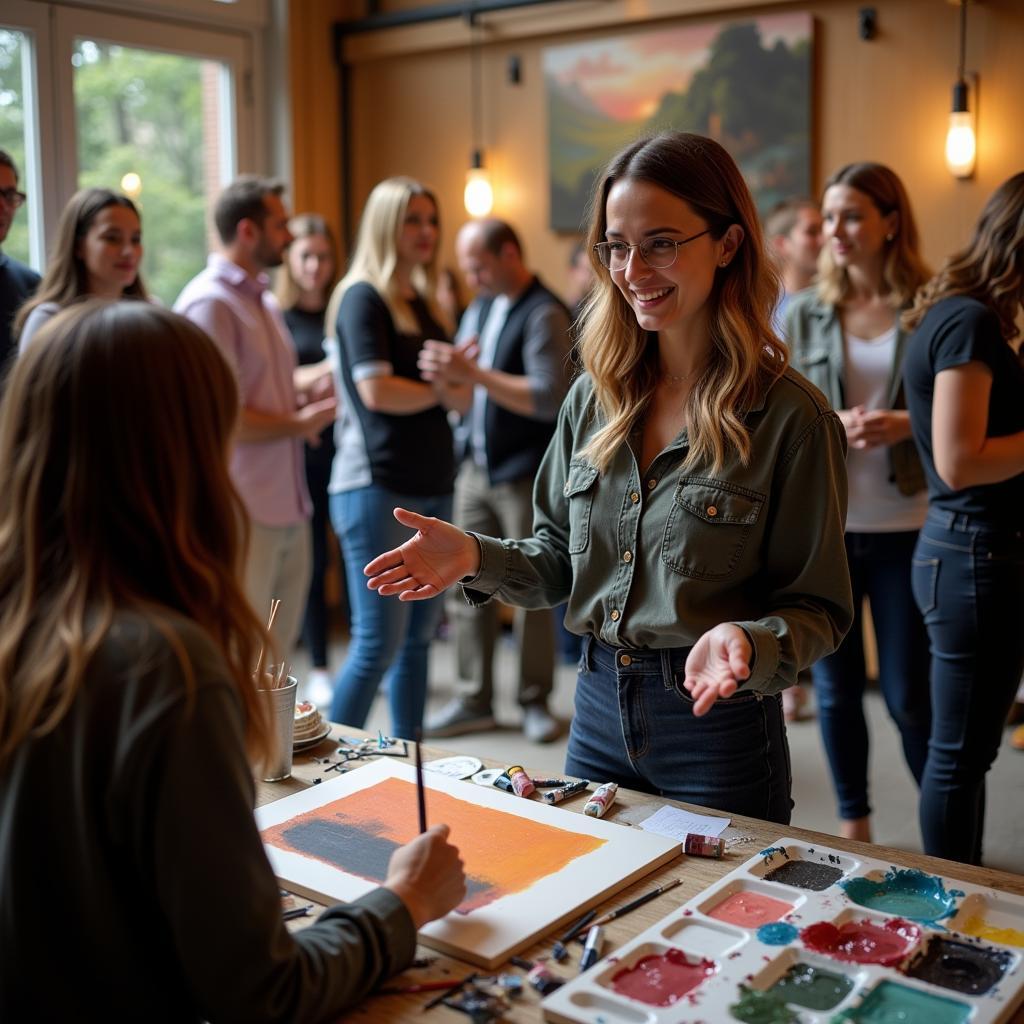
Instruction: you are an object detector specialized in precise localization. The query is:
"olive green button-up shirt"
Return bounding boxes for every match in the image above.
[463,369,853,695]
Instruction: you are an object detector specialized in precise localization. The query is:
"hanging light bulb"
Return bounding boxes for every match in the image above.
[945,0,976,179]
[945,80,976,178]
[464,150,493,218]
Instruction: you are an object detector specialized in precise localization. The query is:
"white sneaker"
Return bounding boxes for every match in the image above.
[523,704,561,744]
[306,669,333,708]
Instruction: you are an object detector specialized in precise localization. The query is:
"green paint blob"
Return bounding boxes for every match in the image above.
[729,984,798,1023]
[769,962,853,1010]
[833,980,971,1024]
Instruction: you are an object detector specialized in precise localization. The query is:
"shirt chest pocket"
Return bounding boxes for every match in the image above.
[563,460,600,555]
[662,477,765,580]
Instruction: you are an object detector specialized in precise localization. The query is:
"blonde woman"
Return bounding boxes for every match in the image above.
[787,163,933,844]
[326,177,457,739]
[362,134,852,821]
[902,172,1024,864]
[0,301,465,1020]
[15,187,147,347]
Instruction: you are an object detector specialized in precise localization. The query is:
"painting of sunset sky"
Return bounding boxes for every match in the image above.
[544,13,812,231]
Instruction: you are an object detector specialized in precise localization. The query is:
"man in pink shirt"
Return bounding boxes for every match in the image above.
[175,177,336,657]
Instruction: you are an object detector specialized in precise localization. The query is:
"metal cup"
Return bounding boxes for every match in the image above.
[259,674,297,782]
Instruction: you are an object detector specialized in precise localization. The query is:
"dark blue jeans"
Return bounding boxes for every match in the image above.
[329,485,452,741]
[565,636,793,823]
[912,509,1024,864]
[814,531,931,821]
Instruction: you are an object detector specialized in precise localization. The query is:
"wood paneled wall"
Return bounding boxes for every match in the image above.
[289,0,1024,294]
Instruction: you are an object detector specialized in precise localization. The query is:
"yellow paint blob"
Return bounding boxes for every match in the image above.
[958,914,1024,948]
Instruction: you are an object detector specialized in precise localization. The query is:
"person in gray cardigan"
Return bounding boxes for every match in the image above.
[0,301,465,1023]
[787,162,933,846]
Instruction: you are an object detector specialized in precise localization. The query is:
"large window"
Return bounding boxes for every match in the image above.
[72,39,235,303]
[1,1,261,304]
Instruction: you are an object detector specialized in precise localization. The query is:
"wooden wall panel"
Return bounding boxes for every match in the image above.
[291,0,1024,296]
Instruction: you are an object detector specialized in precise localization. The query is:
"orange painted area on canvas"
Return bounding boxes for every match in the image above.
[263,777,605,912]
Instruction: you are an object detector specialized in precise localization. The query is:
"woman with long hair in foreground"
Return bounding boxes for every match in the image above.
[363,133,853,821]
[0,301,464,1022]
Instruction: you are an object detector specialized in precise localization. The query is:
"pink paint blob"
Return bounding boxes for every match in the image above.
[707,890,795,927]
[800,918,922,966]
[610,949,717,1006]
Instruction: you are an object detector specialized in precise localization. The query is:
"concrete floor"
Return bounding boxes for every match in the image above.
[294,629,1024,876]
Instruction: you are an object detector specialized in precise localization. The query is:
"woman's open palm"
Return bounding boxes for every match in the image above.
[364,508,481,601]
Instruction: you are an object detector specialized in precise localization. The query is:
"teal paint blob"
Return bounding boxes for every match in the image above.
[769,962,853,1011]
[756,922,799,945]
[841,868,962,923]
[833,980,971,1024]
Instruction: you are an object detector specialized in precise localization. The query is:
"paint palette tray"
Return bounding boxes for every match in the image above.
[542,838,1024,1023]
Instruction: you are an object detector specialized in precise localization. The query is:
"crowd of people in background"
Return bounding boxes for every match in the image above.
[0,141,1021,860]
[0,132,1022,1019]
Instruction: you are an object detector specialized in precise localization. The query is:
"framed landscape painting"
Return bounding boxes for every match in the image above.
[544,13,813,231]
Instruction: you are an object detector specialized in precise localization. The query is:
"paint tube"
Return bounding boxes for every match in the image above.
[583,782,618,818]
[506,764,536,798]
[541,778,590,805]
[684,833,725,858]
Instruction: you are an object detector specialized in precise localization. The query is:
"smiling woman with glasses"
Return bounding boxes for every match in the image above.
[360,131,852,823]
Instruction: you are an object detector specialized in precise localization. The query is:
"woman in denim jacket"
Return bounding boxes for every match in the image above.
[787,163,932,844]
[364,133,853,823]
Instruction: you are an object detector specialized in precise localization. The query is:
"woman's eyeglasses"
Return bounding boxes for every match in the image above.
[593,228,711,271]
[0,188,27,209]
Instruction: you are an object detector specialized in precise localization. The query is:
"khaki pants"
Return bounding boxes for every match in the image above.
[449,462,555,711]
[243,519,312,663]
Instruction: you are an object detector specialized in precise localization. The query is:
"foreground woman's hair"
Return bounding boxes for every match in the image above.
[0,301,273,766]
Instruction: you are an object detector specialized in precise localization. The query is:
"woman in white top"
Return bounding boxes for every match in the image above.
[15,187,147,349]
[786,162,932,843]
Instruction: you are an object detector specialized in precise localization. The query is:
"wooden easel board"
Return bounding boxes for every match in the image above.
[256,759,681,970]
[543,838,1024,1023]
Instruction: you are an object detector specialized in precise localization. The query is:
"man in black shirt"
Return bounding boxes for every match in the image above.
[0,150,40,378]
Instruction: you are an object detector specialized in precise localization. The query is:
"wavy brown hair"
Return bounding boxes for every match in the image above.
[903,171,1024,341]
[578,131,787,474]
[817,162,931,308]
[0,302,274,768]
[13,188,148,338]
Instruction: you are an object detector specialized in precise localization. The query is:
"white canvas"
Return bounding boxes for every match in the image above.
[256,759,681,969]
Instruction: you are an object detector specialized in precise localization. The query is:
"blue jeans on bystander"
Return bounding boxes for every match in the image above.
[912,509,1024,864]
[329,485,452,741]
[565,636,793,823]
[813,530,931,822]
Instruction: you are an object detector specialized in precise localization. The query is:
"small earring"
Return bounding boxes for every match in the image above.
[720,260,729,267]
[886,233,895,242]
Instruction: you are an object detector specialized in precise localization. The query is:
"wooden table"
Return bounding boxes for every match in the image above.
[257,727,1024,1023]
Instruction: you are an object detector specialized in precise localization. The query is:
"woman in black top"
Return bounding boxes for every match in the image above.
[902,172,1024,864]
[277,213,341,704]
[325,178,461,739]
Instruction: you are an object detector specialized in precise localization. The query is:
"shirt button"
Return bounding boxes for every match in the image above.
[563,483,571,496]
[619,654,632,667]
[647,479,657,490]
[707,505,718,517]
[630,492,640,503]
[610,609,620,621]
[623,550,633,563]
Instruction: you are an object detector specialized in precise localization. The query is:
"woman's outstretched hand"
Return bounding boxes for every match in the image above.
[364,508,482,601]
[682,623,752,716]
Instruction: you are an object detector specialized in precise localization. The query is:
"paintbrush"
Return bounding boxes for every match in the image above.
[578,878,683,934]
[414,727,427,834]
[421,972,477,1010]
[254,598,281,682]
